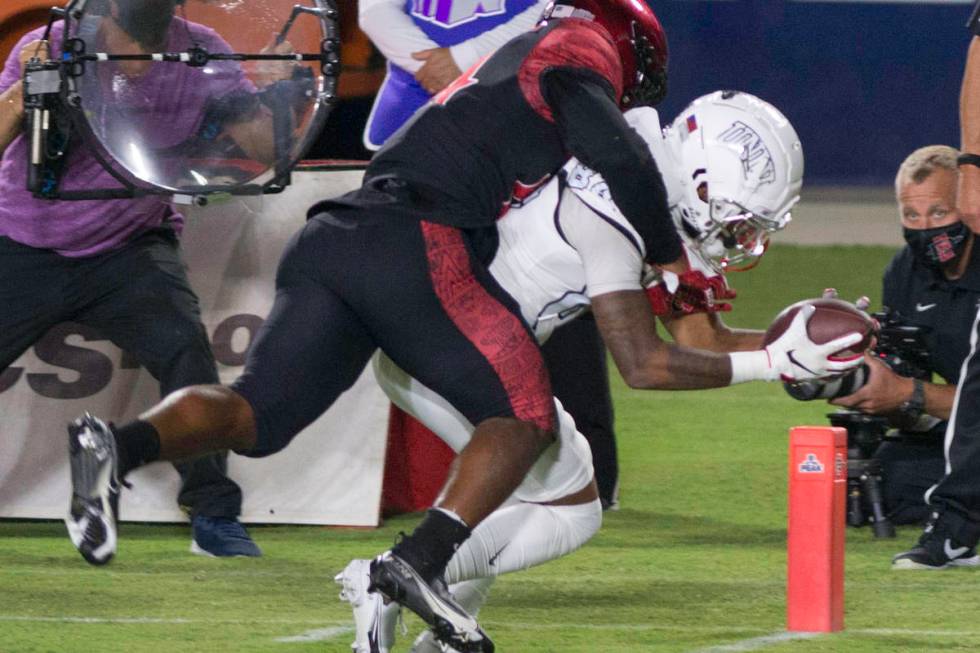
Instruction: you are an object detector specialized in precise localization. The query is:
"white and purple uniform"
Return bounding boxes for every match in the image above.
[370,108,721,588]
[359,0,548,149]
[374,107,713,505]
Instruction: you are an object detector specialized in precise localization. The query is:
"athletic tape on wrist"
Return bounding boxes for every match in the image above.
[728,350,775,385]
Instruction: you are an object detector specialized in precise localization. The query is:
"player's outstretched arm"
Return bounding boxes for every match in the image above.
[594,293,865,389]
[661,311,765,353]
[592,289,734,390]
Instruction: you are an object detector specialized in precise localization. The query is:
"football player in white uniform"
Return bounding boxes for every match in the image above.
[336,91,819,653]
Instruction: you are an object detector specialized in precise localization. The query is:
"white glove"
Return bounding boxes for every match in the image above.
[729,304,865,384]
[764,304,865,381]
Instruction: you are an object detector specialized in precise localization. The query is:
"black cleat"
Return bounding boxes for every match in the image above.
[368,552,494,653]
[892,512,980,570]
[65,414,120,566]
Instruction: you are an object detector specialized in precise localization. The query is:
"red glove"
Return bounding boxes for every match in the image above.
[672,270,736,314]
[645,283,674,316]
[645,271,736,316]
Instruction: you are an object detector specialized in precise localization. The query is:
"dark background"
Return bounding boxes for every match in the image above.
[653,1,970,185]
[313,0,973,185]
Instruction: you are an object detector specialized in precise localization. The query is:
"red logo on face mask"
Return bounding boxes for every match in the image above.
[932,233,956,262]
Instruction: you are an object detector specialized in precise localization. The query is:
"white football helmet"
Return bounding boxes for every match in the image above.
[665,91,803,272]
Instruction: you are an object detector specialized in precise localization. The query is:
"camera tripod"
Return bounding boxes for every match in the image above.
[828,411,896,538]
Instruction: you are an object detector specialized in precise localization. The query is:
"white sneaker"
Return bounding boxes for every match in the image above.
[336,558,399,653]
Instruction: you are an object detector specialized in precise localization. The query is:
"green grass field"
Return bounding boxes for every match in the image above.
[4,245,980,653]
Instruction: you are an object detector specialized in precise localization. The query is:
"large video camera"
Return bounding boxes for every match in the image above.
[785,310,932,538]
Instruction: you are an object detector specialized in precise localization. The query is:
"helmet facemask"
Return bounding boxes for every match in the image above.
[622,22,667,107]
[667,91,804,274]
[695,196,796,272]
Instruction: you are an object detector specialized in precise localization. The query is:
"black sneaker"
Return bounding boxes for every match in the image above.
[65,413,120,566]
[368,552,494,653]
[892,512,980,570]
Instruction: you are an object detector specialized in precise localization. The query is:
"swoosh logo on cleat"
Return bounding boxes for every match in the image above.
[488,544,508,567]
[421,591,479,631]
[945,539,969,559]
[786,350,816,375]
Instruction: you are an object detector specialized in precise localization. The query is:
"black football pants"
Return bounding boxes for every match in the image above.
[926,307,980,544]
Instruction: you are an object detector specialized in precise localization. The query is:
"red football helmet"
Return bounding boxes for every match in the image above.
[540,0,668,107]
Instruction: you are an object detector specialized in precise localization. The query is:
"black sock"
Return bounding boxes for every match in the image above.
[392,508,472,584]
[114,419,161,478]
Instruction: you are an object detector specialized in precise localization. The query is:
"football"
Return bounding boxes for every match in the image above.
[763,298,878,359]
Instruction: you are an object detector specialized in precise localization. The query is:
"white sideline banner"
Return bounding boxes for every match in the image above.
[0,167,391,526]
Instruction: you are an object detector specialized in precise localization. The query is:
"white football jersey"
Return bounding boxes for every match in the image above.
[490,106,717,343]
[371,110,721,506]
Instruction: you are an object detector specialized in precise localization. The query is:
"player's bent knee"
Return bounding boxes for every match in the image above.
[168,385,252,433]
[547,497,603,554]
[229,378,312,458]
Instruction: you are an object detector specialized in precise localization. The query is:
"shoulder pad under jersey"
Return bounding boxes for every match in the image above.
[561,106,682,237]
[623,107,683,207]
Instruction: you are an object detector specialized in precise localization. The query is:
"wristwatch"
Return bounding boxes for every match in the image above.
[898,378,926,422]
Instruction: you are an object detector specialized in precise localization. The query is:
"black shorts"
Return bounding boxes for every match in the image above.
[232,211,556,457]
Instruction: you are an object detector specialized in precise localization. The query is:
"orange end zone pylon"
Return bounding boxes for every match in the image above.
[787,426,847,632]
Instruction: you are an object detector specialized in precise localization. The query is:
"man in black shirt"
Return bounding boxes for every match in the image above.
[831,146,979,533]
[884,2,980,570]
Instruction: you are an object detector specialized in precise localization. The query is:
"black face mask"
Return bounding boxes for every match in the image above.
[903,221,970,271]
[115,0,178,49]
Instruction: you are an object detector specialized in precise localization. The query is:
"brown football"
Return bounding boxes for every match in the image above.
[762,298,878,359]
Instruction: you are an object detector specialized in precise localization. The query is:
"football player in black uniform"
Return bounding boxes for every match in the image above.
[63,1,860,649]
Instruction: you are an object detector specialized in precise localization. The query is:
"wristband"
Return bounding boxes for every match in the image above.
[956,153,980,169]
[729,350,775,385]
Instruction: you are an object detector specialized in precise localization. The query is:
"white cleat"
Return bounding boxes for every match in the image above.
[336,558,398,653]
[65,413,120,566]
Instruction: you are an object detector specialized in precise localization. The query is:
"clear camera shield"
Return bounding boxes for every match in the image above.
[60,0,337,195]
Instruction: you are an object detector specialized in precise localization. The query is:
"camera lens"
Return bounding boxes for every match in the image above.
[783,364,869,401]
